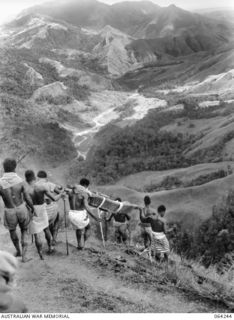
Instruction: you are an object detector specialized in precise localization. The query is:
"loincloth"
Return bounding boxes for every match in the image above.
[46,202,58,224]
[68,210,90,230]
[29,204,49,235]
[151,231,170,254]
[113,220,127,228]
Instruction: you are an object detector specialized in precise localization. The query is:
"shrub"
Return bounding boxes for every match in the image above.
[145,176,183,192]
[169,190,234,270]
[184,169,227,187]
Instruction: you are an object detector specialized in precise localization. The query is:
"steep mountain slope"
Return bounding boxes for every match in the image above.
[92,25,138,75]
[24,0,159,34]
[118,46,234,90]
[2,13,151,76]
[0,0,233,182]
[24,0,110,30]
[19,0,234,64]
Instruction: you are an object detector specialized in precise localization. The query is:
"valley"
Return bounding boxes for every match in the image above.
[0,0,234,219]
[0,0,234,312]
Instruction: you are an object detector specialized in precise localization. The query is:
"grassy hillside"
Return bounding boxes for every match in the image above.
[116,162,234,191]
[97,173,234,231]
[117,47,234,90]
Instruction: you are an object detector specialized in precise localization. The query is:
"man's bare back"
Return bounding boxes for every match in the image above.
[27,180,61,206]
[69,191,85,211]
[0,182,33,209]
[0,158,34,262]
[25,170,64,259]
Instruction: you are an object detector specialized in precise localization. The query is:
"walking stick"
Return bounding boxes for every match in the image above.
[97,208,105,248]
[63,197,69,255]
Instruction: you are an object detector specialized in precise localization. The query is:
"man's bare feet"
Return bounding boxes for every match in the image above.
[22,257,33,263]
[51,239,57,246]
[15,251,22,257]
[47,246,55,254]
[39,253,44,260]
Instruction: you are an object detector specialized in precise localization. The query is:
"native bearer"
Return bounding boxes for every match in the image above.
[37,170,63,246]
[107,197,131,244]
[140,195,157,249]
[25,170,65,260]
[139,205,170,266]
[0,158,34,262]
[67,178,101,250]
[0,250,27,312]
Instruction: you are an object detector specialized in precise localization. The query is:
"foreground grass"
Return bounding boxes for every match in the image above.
[163,252,234,310]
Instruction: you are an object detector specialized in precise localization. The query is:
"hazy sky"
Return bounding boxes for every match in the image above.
[0,0,233,24]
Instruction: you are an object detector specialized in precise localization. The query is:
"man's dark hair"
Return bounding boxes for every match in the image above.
[3,158,17,173]
[115,197,122,202]
[158,205,166,213]
[25,170,36,183]
[80,178,90,187]
[37,170,47,178]
[144,195,151,206]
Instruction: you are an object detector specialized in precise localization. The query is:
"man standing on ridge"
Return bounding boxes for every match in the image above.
[0,158,34,263]
[37,170,63,246]
[139,204,171,268]
[25,170,65,260]
[140,195,157,249]
[107,197,131,245]
[68,178,101,250]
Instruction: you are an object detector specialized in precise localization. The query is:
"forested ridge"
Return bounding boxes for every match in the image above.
[70,98,234,184]
[70,108,195,184]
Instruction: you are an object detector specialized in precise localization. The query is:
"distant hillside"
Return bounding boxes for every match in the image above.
[117,46,234,90]
[21,0,234,60]
[98,173,234,231]
[71,98,234,184]
[117,162,234,192]
[0,0,234,178]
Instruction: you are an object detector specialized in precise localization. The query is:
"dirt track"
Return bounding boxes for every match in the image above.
[0,226,229,313]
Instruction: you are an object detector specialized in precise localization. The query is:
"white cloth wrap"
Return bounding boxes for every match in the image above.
[151,231,170,254]
[68,210,90,230]
[29,204,49,234]
[113,220,127,227]
[46,202,58,223]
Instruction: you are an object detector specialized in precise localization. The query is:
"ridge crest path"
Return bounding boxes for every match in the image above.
[0,226,229,313]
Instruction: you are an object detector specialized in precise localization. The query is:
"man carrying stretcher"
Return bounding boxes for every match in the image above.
[67,178,101,250]
[106,197,131,244]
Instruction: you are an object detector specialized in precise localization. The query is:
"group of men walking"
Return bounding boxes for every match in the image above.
[0,157,171,264]
[0,158,64,261]
[0,157,173,312]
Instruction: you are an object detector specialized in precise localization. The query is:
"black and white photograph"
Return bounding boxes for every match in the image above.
[0,0,234,315]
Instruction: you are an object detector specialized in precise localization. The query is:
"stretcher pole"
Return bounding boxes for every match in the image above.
[63,197,69,255]
[97,208,105,248]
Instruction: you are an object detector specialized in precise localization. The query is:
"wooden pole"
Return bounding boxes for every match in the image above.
[63,197,69,255]
[97,209,105,248]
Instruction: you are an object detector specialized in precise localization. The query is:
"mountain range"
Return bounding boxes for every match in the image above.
[0,1,234,231]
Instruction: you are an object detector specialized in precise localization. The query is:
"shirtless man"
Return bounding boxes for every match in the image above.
[25,170,64,260]
[0,158,34,262]
[139,205,172,266]
[68,178,101,250]
[107,198,131,244]
[140,196,157,248]
[37,171,63,245]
